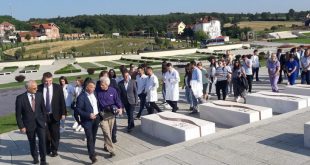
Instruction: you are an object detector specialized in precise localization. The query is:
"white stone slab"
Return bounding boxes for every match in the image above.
[247,91,309,114]
[283,84,310,96]
[198,100,272,127]
[304,122,310,148]
[141,111,215,144]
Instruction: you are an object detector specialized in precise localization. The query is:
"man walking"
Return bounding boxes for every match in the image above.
[76,80,100,164]
[163,63,180,112]
[119,70,138,132]
[38,72,66,157]
[135,67,148,119]
[252,50,260,81]
[16,80,48,165]
[145,67,162,114]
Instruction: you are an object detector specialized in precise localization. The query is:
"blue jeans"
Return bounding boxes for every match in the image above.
[185,86,194,108]
[252,67,259,81]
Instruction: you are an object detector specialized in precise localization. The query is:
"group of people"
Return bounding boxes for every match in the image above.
[15,62,184,164]
[15,45,310,164]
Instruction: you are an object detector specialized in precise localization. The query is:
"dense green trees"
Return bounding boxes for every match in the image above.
[0,9,308,36]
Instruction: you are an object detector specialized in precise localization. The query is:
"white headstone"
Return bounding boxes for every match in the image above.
[198,100,272,127]
[304,122,310,148]
[283,84,310,96]
[141,111,215,144]
[247,91,309,114]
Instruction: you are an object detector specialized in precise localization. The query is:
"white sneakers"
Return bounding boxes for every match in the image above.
[75,125,84,132]
[72,122,79,129]
[235,97,241,103]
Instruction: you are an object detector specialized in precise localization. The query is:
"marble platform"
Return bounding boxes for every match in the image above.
[198,100,272,127]
[141,111,215,144]
[247,91,309,114]
[283,84,310,96]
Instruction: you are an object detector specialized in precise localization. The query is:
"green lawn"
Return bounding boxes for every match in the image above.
[54,64,81,74]
[0,66,18,73]
[0,113,17,134]
[96,61,120,68]
[274,38,310,44]
[78,62,100,69]
[302,33,310,37]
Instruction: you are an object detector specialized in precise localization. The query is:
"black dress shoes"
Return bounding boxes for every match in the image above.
[33,159,39,164]
[50,152,58,157]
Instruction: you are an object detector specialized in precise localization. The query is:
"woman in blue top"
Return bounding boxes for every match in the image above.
[285,53,298,85]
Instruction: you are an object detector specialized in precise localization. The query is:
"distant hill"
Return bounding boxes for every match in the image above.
[1,9,309,34]
[0,15,31,31]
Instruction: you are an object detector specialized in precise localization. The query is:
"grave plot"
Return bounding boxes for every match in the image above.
[283,84,310,96]
[199,100,272,127]
[141,111,215,144]
[247,91,310,114]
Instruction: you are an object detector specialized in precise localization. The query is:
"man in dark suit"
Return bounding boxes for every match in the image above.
[15,80,48,165]
[76,80,100,164]
[119,70,138,132]
[37,72,66,157]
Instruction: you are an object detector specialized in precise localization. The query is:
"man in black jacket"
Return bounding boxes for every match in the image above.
[118,70,138,132]
[38,72,66,157]
[15,80,48,165]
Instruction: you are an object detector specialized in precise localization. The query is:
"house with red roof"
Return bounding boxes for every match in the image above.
[0,22,16,37]
[167,21,186,36]
[32,23,60,39]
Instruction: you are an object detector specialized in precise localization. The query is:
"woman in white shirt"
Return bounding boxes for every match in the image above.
[72,77,84,132]
[59,76,75,133]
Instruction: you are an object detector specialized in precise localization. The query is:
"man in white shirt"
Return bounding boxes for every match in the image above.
[136,67,148,119]
[76,80,100,164]
[243,55,253,93]
[301,49,310,84]
[163,63,180,112]
[145,67,162,114]
[252,50,260,81]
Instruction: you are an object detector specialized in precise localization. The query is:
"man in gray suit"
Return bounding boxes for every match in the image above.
[119,70,138,132]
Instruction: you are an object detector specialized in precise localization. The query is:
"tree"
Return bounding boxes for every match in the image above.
[194,30,209,41]
[270,26,278,32]
[14,48,23,60]
[25,34,31,41]
[154,37,163,45]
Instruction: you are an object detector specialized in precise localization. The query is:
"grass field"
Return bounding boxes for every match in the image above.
[0,113,17,134]
[4,38,152,59]
[0,66,18,73]
[78,62,100,69]
[224,21,303,31]
[273,38,310,44]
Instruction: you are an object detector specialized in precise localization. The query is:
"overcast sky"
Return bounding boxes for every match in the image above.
[0,0,309,20]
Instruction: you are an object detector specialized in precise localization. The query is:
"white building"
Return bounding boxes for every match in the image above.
[193,16,221,39]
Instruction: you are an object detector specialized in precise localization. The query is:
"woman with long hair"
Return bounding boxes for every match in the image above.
[208,58,217,95]
[59,76,74,133]
[232,60,247,102]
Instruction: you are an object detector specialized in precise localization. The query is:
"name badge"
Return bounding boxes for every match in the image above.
[110,94,113,97]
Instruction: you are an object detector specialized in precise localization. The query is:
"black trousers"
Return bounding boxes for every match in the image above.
[146,102,162,114]
[246,75,253,93]
[216,80,228,100]
[209,77,214,93]
[84,117,100,159]
[252,67,259,81]
[112,117,117,141]
[46,114,60,154]
[26,126,46,161]
[137,93,147,118]
[124,103,135,129]
[166,100,178,112]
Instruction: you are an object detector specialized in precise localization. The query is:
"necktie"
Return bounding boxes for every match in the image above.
[46,86,51,113]
[31,94,35,112]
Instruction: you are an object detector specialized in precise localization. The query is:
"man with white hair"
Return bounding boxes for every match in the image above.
[96,77,123,157]
[16,80,48,165]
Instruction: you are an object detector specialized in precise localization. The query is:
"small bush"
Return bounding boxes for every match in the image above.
[87,68,95,75]
[15,75,26,83]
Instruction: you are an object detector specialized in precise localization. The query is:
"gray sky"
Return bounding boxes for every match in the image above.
[0,0,309,20]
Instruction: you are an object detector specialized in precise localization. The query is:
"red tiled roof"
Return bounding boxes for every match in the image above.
[32,23,59,29]
[18,31,41,37]
[0,21,14,26]
[196,16,218,24]
[167,21,182,28]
